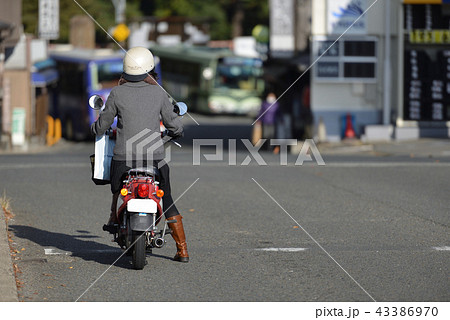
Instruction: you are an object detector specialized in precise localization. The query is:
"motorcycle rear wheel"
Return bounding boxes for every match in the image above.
[132,231,146,270]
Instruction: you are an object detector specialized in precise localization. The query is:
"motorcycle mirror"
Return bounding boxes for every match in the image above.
[89,95,104,110]
[176,102,188,116]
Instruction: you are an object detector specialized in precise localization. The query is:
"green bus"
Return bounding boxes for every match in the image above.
[149,45,264,116]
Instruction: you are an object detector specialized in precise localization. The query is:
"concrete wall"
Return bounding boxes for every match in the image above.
[3,70,31,136]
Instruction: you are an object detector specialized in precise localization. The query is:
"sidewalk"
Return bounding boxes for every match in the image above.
[0,210,18,301]
[0,140,51,155]
[0,138,71,155]
[315,138,450,158]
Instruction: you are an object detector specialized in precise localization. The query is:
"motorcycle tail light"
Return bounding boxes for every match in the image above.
[137,184,149,198]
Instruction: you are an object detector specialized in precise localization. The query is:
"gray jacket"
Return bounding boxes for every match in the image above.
[91,81,183,161]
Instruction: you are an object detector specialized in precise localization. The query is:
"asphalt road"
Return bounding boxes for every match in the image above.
[0,118,449,302]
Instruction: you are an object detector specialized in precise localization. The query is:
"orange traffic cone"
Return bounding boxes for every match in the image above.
[344,113,356,139]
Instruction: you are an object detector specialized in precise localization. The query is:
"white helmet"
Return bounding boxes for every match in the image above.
[122,47,155,81]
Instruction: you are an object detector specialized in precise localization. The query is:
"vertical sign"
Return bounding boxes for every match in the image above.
[270,0,295,58]
[39,0,59,40]
[327,0,368,35]
[12,108,26,146]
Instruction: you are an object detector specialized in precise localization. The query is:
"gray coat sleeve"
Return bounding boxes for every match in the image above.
[90,90,118,136]
[160,96,183,137]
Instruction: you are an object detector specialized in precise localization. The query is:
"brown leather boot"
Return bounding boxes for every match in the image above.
[168,215,189,262]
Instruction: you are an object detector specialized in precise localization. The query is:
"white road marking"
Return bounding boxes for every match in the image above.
[44,248,120,255]
[255,247,308,252]
[432,246,450,251]
[44,248,70,255]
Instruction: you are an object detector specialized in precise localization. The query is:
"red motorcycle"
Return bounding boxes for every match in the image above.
[89,95,187,269]
[110,166,172,269]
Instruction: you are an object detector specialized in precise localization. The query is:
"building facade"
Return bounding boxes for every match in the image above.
[311,0,450,141]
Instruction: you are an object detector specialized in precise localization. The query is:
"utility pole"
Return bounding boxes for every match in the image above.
[112,0,126,24]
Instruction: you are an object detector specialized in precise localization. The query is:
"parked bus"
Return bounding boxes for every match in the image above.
[149,45,264,116]
[50,48,162,140]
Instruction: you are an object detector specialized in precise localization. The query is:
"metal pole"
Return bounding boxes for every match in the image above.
[383,0,391,125]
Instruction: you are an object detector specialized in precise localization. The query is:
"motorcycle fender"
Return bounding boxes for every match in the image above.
[130,213,153,232]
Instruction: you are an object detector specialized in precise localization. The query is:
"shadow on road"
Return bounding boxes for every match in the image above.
[8,225,169,269]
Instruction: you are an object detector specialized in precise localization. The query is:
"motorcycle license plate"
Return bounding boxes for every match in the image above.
[127,199,158,213]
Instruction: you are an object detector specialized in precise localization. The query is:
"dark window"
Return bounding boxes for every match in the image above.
[344,41,376,57]
[344,62,375,78]
[57,61,85,94]
[161,58,200,86]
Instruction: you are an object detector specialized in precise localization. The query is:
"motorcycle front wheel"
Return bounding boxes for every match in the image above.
[132,231,146,270]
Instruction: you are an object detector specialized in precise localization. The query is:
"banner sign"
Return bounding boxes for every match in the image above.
[327,0,368,35]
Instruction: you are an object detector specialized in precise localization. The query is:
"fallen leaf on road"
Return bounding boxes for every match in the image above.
[293,226,299,229]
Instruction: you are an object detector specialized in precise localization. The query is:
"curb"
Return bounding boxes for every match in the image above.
[0,211,18,302]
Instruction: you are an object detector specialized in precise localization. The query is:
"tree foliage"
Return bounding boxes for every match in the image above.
[22,0,269,43]
[23,0,141,43]
[150,0,269,40]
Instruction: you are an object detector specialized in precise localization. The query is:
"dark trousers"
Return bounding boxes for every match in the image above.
[110,159,179,218]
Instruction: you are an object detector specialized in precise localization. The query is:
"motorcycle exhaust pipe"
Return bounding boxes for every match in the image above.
[152,237,165,248]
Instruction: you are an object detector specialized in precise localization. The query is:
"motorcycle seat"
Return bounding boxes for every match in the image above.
[127,167,160,177]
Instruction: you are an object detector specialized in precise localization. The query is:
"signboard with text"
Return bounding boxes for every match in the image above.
[269,0,295,58]
[403,3,450,121]
[39,0,59,40]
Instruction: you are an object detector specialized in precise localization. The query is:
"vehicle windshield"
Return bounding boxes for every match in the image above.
[91,61,123,90]
[215,57,262,91]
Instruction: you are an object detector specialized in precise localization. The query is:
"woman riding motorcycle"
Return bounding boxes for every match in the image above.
[91,47,189,263]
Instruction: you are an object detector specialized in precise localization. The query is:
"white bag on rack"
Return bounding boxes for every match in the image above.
[92,133,115,183]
